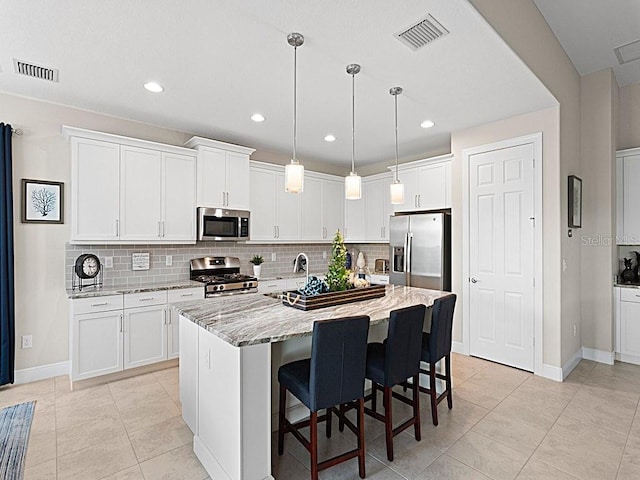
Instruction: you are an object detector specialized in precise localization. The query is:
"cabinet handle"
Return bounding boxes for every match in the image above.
[161,221,165,237]
[163,309,167,325]
[180,293,194,297]
[157,221,161,237]
[226,192,229,206]
[138,297,155,302]
[418,194,421,208]
[91,302,108,307]
[276,226,280,238]
[273,226,277,238]
[119,314,123,332]
[414,195,418,208]
[115,220,119,237]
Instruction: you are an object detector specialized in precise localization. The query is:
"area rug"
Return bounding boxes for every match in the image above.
[0,401,36,480]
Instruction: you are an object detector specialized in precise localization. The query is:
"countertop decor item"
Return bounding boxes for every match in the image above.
[326,230,350,292]
[250,254,264,279]
[621,258,636,283]
[72,253,103,291]
[568,175,582,228]
[21,178,63,223]
[282,284,386,311]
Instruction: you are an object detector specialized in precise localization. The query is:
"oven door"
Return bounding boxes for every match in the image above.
[198,208,250,241]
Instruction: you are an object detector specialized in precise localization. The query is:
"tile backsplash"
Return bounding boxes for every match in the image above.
[65,242,389,288]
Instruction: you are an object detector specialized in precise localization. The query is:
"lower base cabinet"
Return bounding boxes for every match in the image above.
[70,287,203,382]
[615,287,640,365]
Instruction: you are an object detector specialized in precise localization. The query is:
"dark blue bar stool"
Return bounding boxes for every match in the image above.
[277,315,370,480]
[419,294,457,426]
[363,304,426,461]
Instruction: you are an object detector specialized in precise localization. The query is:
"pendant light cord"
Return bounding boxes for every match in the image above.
[293,44,298,162]
[351,72,356,174]
[394,92,399,181]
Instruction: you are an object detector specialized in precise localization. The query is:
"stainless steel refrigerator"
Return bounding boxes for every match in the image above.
[389,211,451,291]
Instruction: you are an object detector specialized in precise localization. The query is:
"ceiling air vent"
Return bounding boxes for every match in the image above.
[395,14,449,51]
[13,59,59,82]
[614,39,640,65]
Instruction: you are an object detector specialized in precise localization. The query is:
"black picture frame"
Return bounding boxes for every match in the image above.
[21,179,64,224]
[568,175,582,228]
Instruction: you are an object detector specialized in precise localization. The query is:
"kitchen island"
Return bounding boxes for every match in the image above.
[175,285,450,480]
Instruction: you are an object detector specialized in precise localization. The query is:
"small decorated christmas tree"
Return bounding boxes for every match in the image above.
[325,230,350,292]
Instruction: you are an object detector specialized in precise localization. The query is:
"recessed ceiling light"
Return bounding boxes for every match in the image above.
[144,82,164,93]
[251,113,265,122]
[420,120,435,129]
[324,134,336,142]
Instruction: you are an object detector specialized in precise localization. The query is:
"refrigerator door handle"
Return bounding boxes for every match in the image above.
[406,232,413,286]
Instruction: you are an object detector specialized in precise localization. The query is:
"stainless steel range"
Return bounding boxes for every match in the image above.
[190,257,258,297]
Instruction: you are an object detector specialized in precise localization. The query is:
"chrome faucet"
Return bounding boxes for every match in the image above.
[293,252,309,285]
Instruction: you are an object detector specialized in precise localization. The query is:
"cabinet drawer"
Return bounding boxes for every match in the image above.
[258,279,288,294]
[124,290,168,308]
[168,288,204,303]
[73,295,123,315]
[620,288,640,303]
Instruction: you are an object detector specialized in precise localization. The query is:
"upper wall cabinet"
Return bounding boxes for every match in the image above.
[249,162,344,243]
[388,154,452,212]
[64,126,197,245]
[617,147,640,244]
[184,137,255,211]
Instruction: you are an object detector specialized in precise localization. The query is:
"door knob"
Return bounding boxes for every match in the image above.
[470,278,478,283]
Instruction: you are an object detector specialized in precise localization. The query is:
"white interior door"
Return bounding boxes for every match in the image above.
[469,143,535,371]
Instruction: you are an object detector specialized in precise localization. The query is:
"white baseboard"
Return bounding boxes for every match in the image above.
[541,364,563,382]
[561,347,583,380]
[582,347,614,365]
[14,361,69,385]
[452,341,466,355]
[616,352,640,366]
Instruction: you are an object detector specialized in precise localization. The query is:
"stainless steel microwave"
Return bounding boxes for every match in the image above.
[197,207,250,241]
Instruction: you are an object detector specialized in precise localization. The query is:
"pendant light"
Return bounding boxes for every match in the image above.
[389,86,405,204]
[345,63,362,200]
[285,32,305,193]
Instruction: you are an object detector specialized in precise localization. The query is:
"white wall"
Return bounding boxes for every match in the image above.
[579,69,619,354]
[469,0,581,368]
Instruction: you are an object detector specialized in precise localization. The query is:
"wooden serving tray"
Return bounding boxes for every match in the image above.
[281,284,386,311]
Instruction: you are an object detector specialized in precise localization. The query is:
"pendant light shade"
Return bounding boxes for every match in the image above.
[285,32,304,193]
[389,86,405,204]
[345,63,362,200]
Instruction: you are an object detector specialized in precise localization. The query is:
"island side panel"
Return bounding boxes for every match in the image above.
[179,315,199,434]
[194,324,272,480]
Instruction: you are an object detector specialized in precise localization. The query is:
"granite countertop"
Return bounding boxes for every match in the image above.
[67,280,202,299]
[615,282,640,289]
[174,285,451,347]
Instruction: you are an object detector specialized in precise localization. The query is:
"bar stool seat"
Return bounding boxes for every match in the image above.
[278,315,370,480]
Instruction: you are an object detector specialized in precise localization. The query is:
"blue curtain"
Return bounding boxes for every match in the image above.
[0,123,14,386]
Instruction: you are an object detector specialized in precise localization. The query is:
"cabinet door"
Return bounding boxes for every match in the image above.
[226,152,250,210]
[344,195,365,242]
[72,311,123,381]
[418,163,447,209]
[621,301,640,357]
[392,166,420,212]
[364,179,386,241]
[179,315,199,433]
[162,152,196,242]
[249,168,278,241]
[301,176,323,241]
[276,173,302,240]
[120,146,162,240]
[71,138,120,242]
[623,155,640,243]
[197,147,227,207]
[167,308,180,360]
[323,179,344,241]
[123,305,167,369]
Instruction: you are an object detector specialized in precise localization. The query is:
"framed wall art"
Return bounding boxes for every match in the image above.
[568,175,582,228]
[21,179,64,224]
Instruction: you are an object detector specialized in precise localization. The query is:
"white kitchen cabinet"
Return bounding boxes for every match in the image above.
[276,172,302,240]
[301,174,344,241]
[124,305,167,369]
[70,295,124,381]
[388,154,452,212]
[185,137,255,210]
[618,148,640,244]
[70,137,120,242]
[64,126,197,244]
[70,287,203,382]
[249,166,278,241]
[364,174,392,242]
[257,279,288,294]
[616,287,640,365]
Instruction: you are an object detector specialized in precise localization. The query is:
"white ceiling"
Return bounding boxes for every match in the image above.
[534,0,640,87]
[0,0,556,170]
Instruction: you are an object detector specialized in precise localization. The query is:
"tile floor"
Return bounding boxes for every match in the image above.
[1,355,639,480]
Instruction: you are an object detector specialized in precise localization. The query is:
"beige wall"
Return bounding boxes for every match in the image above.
[451,107,560,366]
[619,82,640,150]
[580,69,619,353]
[470,0,582,367]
